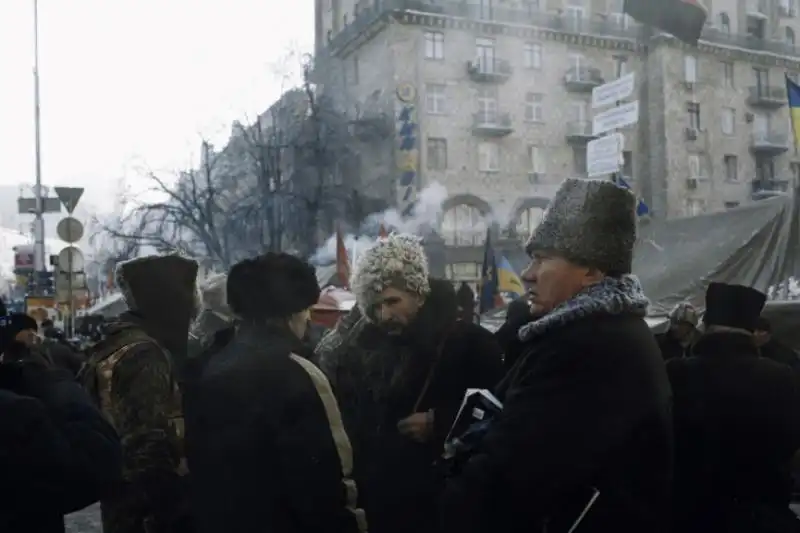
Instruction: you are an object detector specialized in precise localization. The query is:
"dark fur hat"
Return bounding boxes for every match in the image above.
[703,282,766,332]
[525,178,637,274]
[227,253,320,320]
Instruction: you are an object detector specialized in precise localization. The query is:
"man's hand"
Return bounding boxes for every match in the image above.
[397,410,434,443]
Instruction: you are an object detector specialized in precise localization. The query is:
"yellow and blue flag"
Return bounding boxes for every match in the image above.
[786,75,800,148]
[614,175,650,216]
[497,256,525,297]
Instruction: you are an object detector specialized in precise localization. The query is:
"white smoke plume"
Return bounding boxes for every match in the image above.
[311,181,449,264]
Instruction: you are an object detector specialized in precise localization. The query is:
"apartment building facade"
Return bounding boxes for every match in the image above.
[314,0,800,286]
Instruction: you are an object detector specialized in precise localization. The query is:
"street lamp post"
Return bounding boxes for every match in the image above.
[32,0,46,274]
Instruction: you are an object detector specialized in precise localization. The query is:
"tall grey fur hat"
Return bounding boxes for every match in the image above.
[525,178,637,274]
[351,233,430,321]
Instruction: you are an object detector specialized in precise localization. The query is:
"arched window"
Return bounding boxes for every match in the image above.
[441,204,488,246]
[718,12,731,33]
[515,206,547,241]
[786,26,796,45]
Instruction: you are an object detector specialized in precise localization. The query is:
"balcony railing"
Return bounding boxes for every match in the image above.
[752,178,790,199]
[472,112,513,136]
[750,131,790,153]
[747,86,787,107]
[564,66,605,91]
[467,57,513,83]
[565,120,597,141]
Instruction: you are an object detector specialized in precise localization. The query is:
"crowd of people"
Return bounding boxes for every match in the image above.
[2,177,800,533]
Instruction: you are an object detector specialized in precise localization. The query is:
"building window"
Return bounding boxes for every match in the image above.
[613,55,628,78]
[427,138,447,170]
[442,205,487,246]
[424,31,444,59]
[721,107,735,135]
[724,154,738,181]
[753,67,769,90]
[523,42,542,69]
[684,198,707,216]
[524,92,544,122]
[791,162,800,184]
[478,142,500,172]
[718,12,731,33]
[688,154,702,177]
[572,146,587,175]
[687,102,701,129]
[475,37,495,71]
[445,263,481,288]
[724,201,740,209]
[425,83,446,114]
[722,61,734,87]
[476,86,498,120]
[622,150,633,176]
[528,145,545,173]
[568,52,585,70]
[684,55,697,82]
[515,206,546,238]
[352,55,359,84]
[787,26,796,45]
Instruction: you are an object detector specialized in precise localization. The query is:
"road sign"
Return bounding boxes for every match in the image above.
[593,101,639,136]
[17,197,61,214]
[57,246,85,273]
[54,187,84,214]
[56,217,84,243]
[592,72,635,109]
[587,133,625,177]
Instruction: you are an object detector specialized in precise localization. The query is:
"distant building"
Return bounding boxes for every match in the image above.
[312,0,800,285]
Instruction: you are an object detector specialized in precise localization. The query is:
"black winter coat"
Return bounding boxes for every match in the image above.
[667,332,800,532]
[316,278,505,533]
[184,323,366,533]
[0,362,122,533]
[442,277,673,533]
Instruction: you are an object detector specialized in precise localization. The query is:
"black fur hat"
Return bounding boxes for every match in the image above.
[227,253,320,320]
[703,282,766,332]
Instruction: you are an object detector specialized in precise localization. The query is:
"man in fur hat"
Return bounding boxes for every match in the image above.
[316,234,503,533]
[655,302,700,360]
[185,253,366,533]
[667,283,800,533]
[441,178,673,533]
[80,255,199,533]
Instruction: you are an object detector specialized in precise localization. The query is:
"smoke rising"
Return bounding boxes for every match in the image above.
[311,182,448,264]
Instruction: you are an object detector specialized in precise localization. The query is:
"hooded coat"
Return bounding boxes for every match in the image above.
[80,255,198,533]
[316,278,504,533]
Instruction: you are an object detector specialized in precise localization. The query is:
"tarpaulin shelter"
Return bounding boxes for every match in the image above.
[312,286,356,327]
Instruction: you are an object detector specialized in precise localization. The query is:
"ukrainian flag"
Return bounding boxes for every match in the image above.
[786,76,800,148]
[497,256,525,297]
[614,175,650,217]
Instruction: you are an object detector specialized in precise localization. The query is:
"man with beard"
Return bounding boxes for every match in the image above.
[80,255,198,533]
[441,179,673,533]
[316,234,504,533]
[185,253,366,533]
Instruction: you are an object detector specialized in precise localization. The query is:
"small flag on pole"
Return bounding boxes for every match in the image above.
[786,75,800,149]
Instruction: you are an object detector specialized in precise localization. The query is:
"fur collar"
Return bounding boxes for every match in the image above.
[518,274,649,341]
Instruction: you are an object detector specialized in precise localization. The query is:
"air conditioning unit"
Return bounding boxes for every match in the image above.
[745,112,755,123]
[684,81,697,90]
[528,172,543,183]
[686,177,698,189]
[685,127,698,140]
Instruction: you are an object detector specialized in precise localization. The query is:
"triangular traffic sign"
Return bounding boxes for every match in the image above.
[54,187,84,214]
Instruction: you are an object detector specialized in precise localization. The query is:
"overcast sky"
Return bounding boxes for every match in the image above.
[0,0,313,212]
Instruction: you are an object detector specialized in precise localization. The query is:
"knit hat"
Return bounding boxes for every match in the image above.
[351,234,430,322]
[703,282,766,332]
[669,302,699,327]
[227,252,320,320]
[525,178,637,274]
[0,313,37,354]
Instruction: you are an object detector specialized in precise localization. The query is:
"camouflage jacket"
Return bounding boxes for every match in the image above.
[80,322,191,533]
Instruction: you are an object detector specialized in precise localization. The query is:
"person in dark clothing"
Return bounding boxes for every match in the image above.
[39,320,85,376]
[0,314,122,533]
[186,273,233,382]
[655,302,700,360]
[667,283,800,533]
[79,255,199,533]
[456,282,476,323]
[316,234,504,533]
[442,179,673,533]
[185,253,366,533]
[494,297,535,372]
[755,316,800,371]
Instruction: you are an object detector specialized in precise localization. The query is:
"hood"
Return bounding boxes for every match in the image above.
[115,255,198,354]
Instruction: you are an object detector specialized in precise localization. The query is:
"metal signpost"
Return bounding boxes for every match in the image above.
[54,187,85,337]
[589,72,639,181]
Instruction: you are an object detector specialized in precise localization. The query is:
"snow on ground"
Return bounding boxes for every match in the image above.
[65,504,102,533]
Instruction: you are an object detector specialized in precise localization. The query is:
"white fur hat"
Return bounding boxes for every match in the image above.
[351,233,430,321]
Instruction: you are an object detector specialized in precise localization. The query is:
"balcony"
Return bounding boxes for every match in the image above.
[747,86,787,108]
[750,131,790,154]
[565,120,597,143]
[746,0,769,18]
[467,58,512,83]
[471,112,513,137]
[751,178,790,200]
[564,66,605,92]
